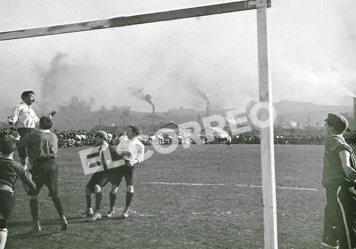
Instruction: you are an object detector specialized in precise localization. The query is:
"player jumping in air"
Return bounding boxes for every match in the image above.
[7,90,56,170]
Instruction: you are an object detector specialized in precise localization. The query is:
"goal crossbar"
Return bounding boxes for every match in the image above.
[0,1,270,41]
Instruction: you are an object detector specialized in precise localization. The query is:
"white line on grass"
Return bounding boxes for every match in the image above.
[142,182,322,192]
[143,182,226,186]
[192,211,232,215]
[57,179,323,192]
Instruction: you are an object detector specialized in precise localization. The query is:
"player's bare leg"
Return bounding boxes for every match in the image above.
[0,228,8,249]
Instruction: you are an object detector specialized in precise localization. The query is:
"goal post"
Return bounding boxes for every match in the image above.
[256,1,278,248]
[0,1,277,248]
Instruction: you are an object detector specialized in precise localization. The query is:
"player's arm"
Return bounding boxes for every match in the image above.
[115,142,129,156]
[49,110,56,119]
[7,105,21,125]
[135,143,144,164]
[126,143,144,167]
[339,149,356,181]
[18,164,36,193]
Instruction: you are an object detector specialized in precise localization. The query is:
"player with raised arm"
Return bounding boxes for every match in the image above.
[0,136,36,249]
[7,90,56,170]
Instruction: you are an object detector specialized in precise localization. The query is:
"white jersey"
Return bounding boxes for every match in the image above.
[116,137,144,165]
[8,102,39,128]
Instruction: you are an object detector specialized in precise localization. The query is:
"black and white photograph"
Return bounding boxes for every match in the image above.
[0,0,356,248]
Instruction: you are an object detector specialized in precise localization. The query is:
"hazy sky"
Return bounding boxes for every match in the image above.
[0,0,355,118]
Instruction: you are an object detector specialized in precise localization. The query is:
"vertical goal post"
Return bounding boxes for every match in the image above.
[0,1,277,248]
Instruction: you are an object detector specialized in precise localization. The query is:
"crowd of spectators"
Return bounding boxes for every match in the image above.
[51,131,331,146]
[1,128,356,147]
[53,130,121,147]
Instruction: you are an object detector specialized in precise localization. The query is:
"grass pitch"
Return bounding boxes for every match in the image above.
[7,144,327,249]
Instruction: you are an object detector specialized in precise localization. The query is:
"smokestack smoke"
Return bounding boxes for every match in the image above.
[144,94,155,113]
[337,84,356,98]
[40,53,67,109]
[191,84,210,116]
[192,84,209,102]
[128,87,155,112]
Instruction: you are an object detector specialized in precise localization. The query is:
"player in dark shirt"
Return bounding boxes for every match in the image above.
[0,136,36,249]
[83,131,125,222]
[321,113,356,249]
[17,116,68,233]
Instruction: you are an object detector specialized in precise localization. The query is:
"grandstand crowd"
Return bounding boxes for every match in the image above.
[1,127,355,147]
[2,128,355,147]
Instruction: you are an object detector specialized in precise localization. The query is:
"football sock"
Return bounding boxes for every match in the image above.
[95,192,102,212]
[52,195,64,216]
[109,192,116,210]
[86,194,92,209]
[125,192,133,210]
[30,199,39,221]
[0,228,8,249]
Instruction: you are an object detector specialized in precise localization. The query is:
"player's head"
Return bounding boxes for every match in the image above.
[94,131,108,146]
[39,116,53,130]
[0,136,17,155]
[126,125,141,139]
[325,113,348,135]
[21,90,35,105]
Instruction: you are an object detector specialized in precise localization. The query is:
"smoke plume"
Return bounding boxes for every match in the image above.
[128,87,155,113]
[37,53,91,113]
[191,84,209,103]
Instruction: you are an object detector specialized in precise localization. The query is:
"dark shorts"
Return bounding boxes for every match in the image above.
[109,165,135,187]
[17,128,36,157]
[0,190,15,229]
[29,158,59,197]
[86,171,110,193]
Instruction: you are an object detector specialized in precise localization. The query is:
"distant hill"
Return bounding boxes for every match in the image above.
[274,99,353,115]
[273,99,354,128]
[1,99,354,131]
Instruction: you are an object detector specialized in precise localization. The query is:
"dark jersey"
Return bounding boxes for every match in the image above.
[0,157,35,192]
[322,134,356,187]
[17,130,58,159]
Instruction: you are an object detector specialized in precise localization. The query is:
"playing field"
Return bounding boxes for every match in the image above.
[7,144,328,249]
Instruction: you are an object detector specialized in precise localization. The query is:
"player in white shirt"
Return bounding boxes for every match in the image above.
[7,90,56,169]
[107,125,144,219]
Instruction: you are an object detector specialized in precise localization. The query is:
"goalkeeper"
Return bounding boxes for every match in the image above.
[6,90,56,170]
